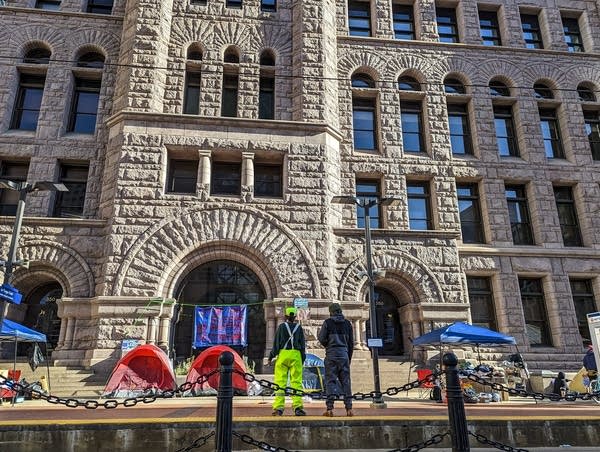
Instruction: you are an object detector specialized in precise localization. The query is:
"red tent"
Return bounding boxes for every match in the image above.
[185,345,248,395]
[102,344,176,397]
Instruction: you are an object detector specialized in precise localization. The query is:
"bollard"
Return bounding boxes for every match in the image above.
[215,351,234,452]
[443,352,470,452]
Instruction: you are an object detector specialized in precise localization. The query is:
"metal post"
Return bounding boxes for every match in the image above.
[443,352,470,452]
[364,202,385,408]
[215,351,234,452]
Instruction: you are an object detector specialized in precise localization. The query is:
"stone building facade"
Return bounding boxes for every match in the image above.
[0,0,599,375]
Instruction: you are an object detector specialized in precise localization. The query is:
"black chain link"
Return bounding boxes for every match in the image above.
[387,431,450,452]
[466,373,600,402]
[233,431,299,452]
[0,369,219,409]
[236,369,441,401]
[469,431,529,452]
[175,431,215,452]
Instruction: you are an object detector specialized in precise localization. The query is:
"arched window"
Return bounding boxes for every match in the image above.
[260,50,275,66]
[24,47,51,64]
[533,82,553,99]
[187,47,203,61]
[351,73,375,88]
[444,77,465,94]
[77,52,105,69]
[398,75,421,91]
[224,47,239,63]
[489,80,510,97]
[578,83,596,102]
[259,51,275,119]
[351,72,377,151]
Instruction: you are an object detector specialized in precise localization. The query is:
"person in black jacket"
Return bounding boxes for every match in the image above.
[318,302,354,417]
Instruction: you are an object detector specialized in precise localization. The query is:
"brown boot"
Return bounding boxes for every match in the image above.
[323,409,334,417]
[346,409,354,417]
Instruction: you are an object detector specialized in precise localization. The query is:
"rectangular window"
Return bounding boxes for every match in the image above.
[539,108,564,159]
[479,10,502,46]
[519,278,551,346]
[562,17,584,52]
[393,3,415,40]
[505,185,534,245]
[261,0,275,12]
[221,73,238,117]
[259,75,275,120]
[11,74,46,131]
[570,279,597,341]
[554,186,583,247]
[183,72,201,115]
[348,0,371,37]
[584,111,600,160]
[68,78,101,134]
[401,101,424,153]
[448,104,472,155]
[190,0,207,5]
[226,0,242,8]
[352,98,377,151]
[356,179,380,229]
[407,181,431,230]
[494,105,519,157]
[254,164,282,198]
[86,0,113,14]
[457,183,484,243]
[0,161,28,216]
[166,159,198,194]
[211,162,241,196]
[53,164,89,218]
[521,13,543,49]
[467,277,497,330]
[436,7,459,43]
[35,0,61,10]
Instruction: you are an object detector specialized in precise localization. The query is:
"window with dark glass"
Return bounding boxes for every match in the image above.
[352,73,375,88]
[448,104,472,155]
[494,105,519,157]
[467,277,497,330]
[226,0,242,8]
[352,98,377,151]
[261,0,276,12]
[539,108,564,159]
[436,7,459,43]
[77,52,105,69]
[53,164,89,218]
[254,164,282,197]
[221,73,238,117]
[570,279,598,341]
[348,0,371,37]
[11,74,46,131]
[259,75,275,119]
[224,48,239,63]
[444,78,465,94]
[393,3,415,40]
[35,0,61,10]
[23,48,51,64]
[0,161,28,216]
[211,162,241,195]
[479,10,502,46]
[68,78,101,134]
[584,111,600,160]
[506,185,534,245]
[166,159,198,193]
[398,76,421,91]
[457,183,483,243]
[190,0,207,5]
[521,13,543,49]
[187,48,203,61]
[86,0,113,14]
[578,84,596,102]
[184,72,201,115]
[401,102,424,153]
[356,179,381,228]
[533,83,553,99]
[519,278,551,346]
[407,182,431,230]
[489,80,510,97]
[554,186,582,247]
[562,16,584,52]
[260,52,275,66]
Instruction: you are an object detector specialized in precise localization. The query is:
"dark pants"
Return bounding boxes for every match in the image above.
[324,355,352,410]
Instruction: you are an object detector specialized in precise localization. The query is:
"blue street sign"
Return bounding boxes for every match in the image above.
[0,283,22,304]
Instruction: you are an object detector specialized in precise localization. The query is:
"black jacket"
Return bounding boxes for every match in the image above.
[318,314,354,362]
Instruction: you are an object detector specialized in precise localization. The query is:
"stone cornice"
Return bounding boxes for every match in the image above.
[333,228,461,240]
[0,6,124,22]
[0,216,107,228]
[459,244,600,259]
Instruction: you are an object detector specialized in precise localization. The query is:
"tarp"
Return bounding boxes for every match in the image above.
[0,319,47,342]
[102,344,176,398]
[303,353,325,392]
[184,345,248,396]
[194,305,247,348]
[412,322,516,346]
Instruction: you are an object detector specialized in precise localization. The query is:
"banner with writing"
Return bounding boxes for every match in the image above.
[193,305,247,348]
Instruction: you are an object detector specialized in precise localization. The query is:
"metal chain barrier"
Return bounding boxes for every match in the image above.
[469,431,529,452]
[466,373,600,402]
[235,369,441,401]
[386,431,450,452]
[175,430,215,452]
[0,369,219,409]
[232,431,299,452]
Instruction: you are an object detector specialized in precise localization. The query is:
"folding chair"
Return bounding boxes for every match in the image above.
[416,369,435,398]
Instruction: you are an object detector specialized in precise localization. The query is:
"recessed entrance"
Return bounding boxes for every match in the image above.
[374,288,403,355]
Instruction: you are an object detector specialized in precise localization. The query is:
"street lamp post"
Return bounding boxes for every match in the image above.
[0,180,68,327]
[332,195,401,408]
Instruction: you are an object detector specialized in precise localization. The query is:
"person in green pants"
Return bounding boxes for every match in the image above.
[268,307,306,416]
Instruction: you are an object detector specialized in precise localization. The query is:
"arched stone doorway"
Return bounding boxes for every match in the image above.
[173,260,266,373]
[374,288,403,355]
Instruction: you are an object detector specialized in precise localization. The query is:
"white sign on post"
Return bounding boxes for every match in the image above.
[586,312,600,368]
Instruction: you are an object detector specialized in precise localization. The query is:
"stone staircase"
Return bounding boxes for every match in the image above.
[350,353,419,394]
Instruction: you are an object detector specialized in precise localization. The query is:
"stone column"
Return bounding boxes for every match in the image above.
[198,149,211,200]
[64,317,75,349]
[147,316,157,344]
[242,152,255,202]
